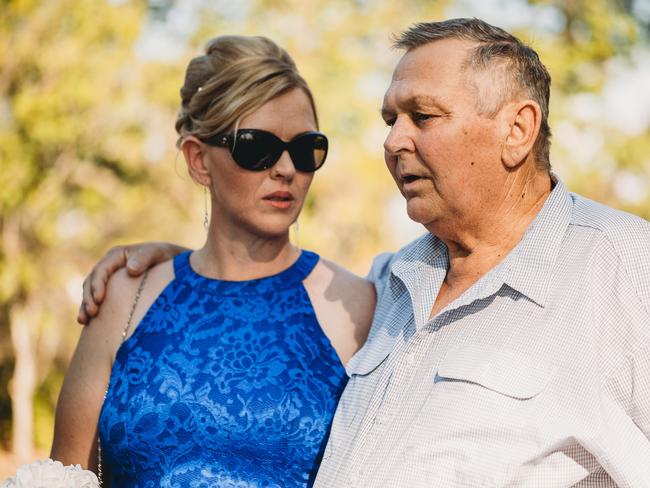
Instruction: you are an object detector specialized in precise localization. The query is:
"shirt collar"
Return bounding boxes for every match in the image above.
[497,176,574,307]
[390,233,449,329]
[389,175,574,326]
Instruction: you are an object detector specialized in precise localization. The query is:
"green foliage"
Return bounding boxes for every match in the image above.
[33,365,64,450]
[0,359,12,451]
[0,0,197,453]
[532,0,650,219]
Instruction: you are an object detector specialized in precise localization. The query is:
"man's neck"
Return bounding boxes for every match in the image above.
[428,171,552,319]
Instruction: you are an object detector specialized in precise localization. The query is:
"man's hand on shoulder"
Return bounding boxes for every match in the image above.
[77,242,188,325]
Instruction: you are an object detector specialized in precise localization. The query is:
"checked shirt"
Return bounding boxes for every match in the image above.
[315,179,650,488]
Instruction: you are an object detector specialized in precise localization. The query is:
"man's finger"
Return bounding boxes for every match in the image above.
[89,268,108,304]
[82,276,97,315]
[82,298,98,318]
[125,249,145,276]
[77,304,89,325]
[125,244,164,276]
[90,248,131,302]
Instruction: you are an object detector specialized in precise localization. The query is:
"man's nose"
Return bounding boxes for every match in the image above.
[383,117,415,156]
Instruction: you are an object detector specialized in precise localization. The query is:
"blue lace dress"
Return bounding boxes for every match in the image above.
[98,250,347,487]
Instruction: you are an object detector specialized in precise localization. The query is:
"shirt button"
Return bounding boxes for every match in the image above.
[405,351,416,366]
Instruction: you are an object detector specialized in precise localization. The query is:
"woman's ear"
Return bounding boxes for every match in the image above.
[181,136,211,186]
[501,99,542,169]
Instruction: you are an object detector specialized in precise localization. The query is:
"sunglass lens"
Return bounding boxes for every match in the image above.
[290,133,328,172]
[231,131,282,171]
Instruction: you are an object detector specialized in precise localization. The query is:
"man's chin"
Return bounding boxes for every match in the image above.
[405,199,436,227]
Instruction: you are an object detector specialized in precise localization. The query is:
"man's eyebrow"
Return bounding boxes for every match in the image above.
[406,95,446,110]
[380,95,448,116]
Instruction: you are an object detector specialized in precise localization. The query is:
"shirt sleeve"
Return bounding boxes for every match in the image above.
[365,252,395,295]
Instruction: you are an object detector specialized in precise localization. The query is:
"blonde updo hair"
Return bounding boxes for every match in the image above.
[175,35,318,146]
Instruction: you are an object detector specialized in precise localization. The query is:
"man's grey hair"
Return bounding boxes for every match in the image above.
[394,18,552,172]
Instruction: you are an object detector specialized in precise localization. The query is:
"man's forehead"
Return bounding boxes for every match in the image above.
[382,39,477,105]
[398,38,475,70]
[383,44,476,108]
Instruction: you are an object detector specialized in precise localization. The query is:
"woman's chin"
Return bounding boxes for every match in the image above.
[248,218,295,240]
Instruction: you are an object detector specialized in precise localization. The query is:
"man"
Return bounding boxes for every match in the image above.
[80,19,650,487]
[312,19,650,487]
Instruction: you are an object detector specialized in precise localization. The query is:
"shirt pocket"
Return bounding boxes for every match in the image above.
[402,344,559,486]
[435,343,557,400]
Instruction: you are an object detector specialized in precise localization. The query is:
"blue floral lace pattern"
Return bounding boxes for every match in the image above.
[98,251,347,487]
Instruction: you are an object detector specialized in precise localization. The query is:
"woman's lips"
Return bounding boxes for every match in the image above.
[263,191,294,209]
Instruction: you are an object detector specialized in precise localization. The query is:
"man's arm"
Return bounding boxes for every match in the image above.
[78,242,187,324]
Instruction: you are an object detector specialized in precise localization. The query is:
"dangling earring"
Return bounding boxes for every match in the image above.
[291,219,300,248]
[203,186,209,231]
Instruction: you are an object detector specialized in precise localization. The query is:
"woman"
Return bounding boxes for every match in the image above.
[51,35,375,487]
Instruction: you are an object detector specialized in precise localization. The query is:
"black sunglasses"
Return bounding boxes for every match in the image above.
[200,129,328,172]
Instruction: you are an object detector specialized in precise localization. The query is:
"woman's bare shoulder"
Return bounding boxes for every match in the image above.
[102,259,175,340]
[306,258,375,302]
[89,259,174,343]
[304,257,376,365]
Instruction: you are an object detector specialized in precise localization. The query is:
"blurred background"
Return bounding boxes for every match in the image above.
[1,0,650,476]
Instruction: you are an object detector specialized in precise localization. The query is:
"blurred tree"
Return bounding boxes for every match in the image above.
[0,0,196,460]
[527,0,650,219]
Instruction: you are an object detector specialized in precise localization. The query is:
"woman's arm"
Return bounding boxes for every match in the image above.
[52,269,146,470]
[304,259,377,366]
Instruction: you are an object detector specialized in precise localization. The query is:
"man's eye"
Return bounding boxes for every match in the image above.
[413,112,432,123]
[383,117,396,127]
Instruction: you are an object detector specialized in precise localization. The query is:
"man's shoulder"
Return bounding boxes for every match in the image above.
[571,192,650,230]
[367,232,432,287]
[569,192,650,308]
[570,193,650,251]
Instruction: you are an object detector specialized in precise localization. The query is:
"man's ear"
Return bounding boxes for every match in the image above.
[501,100,542,169]
[181,136,211,186]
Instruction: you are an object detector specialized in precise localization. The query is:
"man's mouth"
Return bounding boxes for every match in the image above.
[402,174,422,184]
[399,173,429,196]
